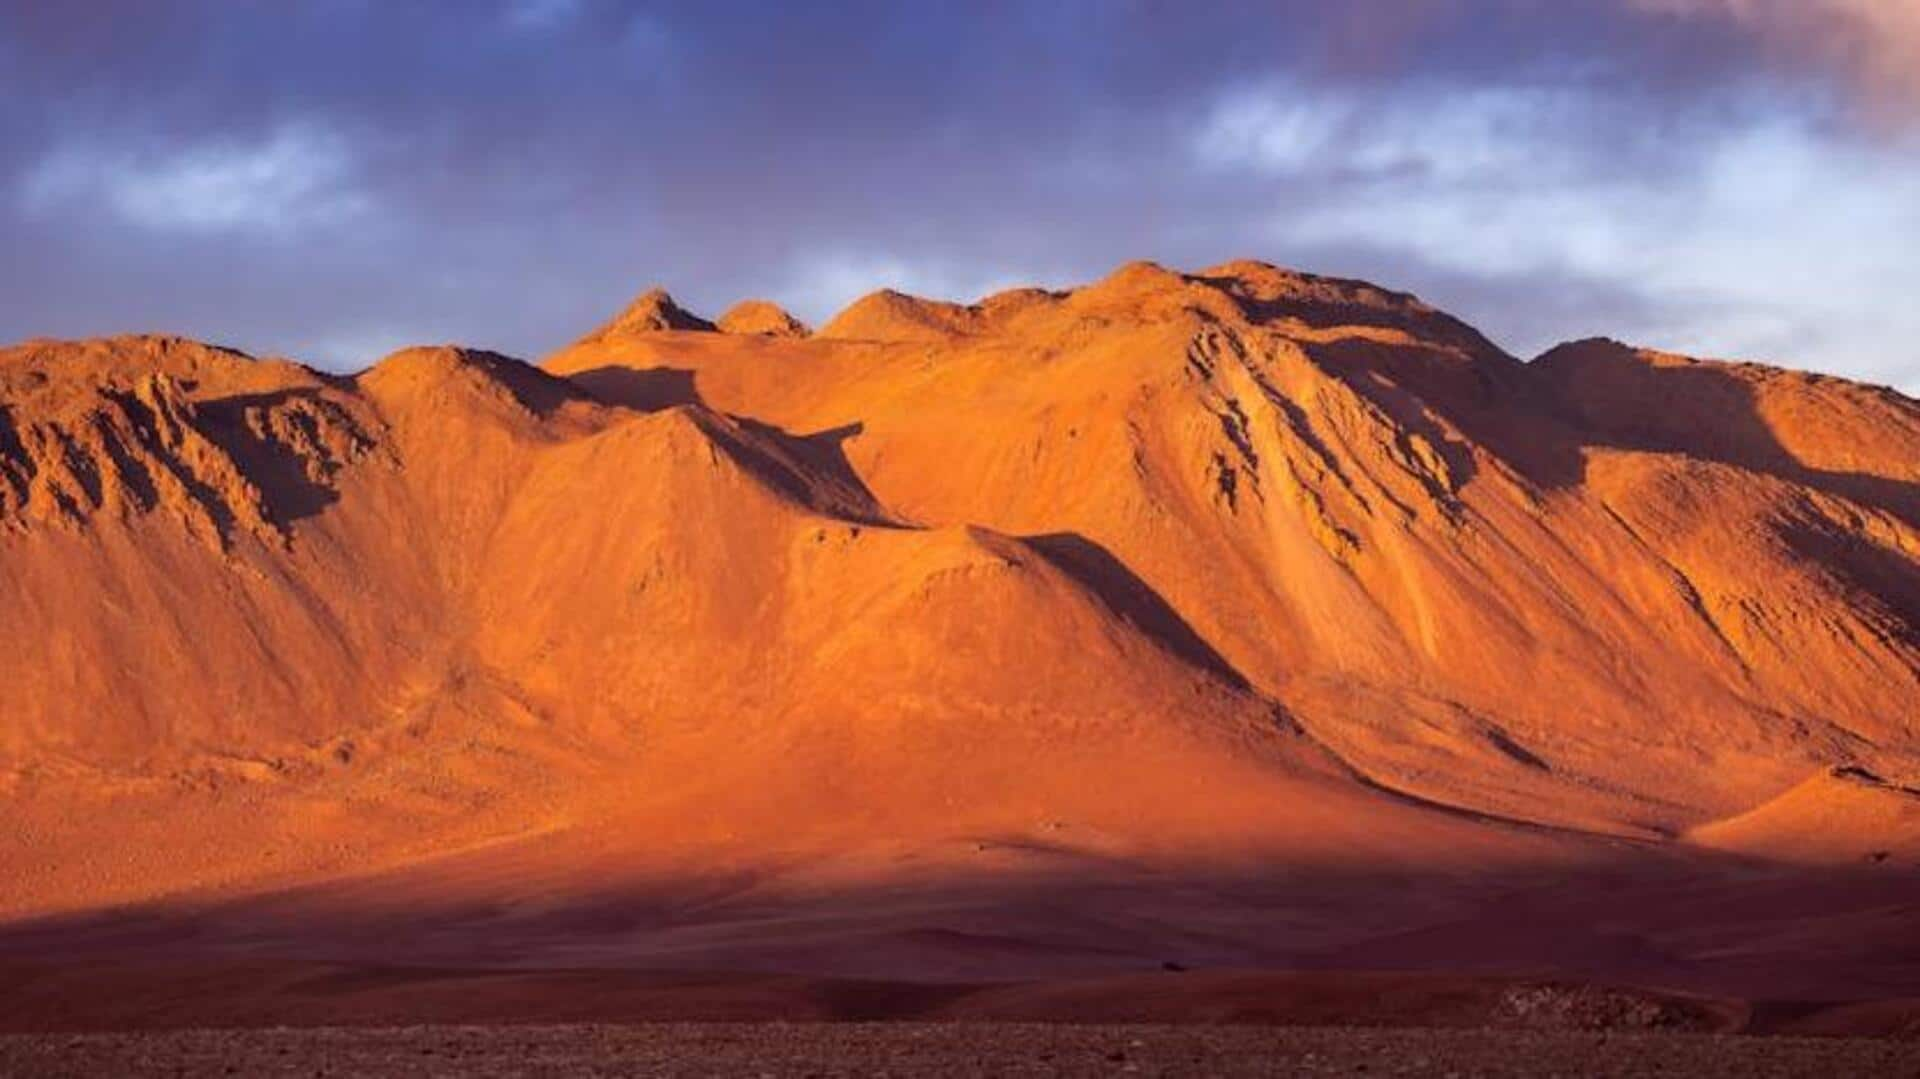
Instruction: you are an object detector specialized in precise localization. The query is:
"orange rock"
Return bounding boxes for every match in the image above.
[717,299,809,338]
[1,262,1916,996]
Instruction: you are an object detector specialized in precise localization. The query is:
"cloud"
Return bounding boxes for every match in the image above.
[1632,0,1920,117]
[1192,78,1920,389]
[766,251,1046,326]
[0,3,1914,392]
[1194,82,1601,185]
[504,0,581,30]
[300,325,426,372]
[21,124,369,236]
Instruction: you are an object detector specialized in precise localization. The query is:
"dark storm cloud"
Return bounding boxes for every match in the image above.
[1,1,1914,387]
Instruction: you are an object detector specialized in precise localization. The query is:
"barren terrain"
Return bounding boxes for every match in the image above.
[9,1023,1920,1078]
[2,260,1917,1038]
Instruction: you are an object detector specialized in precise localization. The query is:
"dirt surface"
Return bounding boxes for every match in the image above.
[3,1023,1917,1078]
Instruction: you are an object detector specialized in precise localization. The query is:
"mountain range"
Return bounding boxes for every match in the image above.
[2,259,1916,1031]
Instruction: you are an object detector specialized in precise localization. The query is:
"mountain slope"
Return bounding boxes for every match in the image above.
[0,320,1399,918]
[546,260,1920,838]
[2,261,1917,1006]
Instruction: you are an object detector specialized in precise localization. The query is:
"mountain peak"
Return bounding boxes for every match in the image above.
[816,288,979,341]
[580,287,716,342]
[359,345,584,418]
[717,299,810,338]
[1089,259,1188,296]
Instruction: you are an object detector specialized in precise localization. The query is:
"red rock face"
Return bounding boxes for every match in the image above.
[1,261,1916,1008]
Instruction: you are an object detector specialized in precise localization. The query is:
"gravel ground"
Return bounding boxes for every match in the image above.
[2,1023,1917,1078]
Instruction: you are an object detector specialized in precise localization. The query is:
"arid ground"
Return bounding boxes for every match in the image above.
[8,1023,1920,1078]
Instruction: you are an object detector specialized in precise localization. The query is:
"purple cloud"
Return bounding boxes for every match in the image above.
[0,2,1913,389]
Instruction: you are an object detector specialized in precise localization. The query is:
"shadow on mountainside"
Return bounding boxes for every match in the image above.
[458,349,591,418]
[1529,340,1920,517]
[1025,532,1251,691]
[567,363,897,527]
[1194,270,1508,364]
[567,365,701,413]
[708,416,897,528]
[192,388,370,527]
[1297,335,1920,534]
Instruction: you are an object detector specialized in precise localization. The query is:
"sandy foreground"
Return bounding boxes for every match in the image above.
[3,1023,1918,1078]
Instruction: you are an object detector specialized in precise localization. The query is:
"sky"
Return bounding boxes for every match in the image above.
[2,0,1917,389]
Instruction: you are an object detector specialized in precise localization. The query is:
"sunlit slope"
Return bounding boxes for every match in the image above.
[548,259,1920,838]
[1,258,1916,920]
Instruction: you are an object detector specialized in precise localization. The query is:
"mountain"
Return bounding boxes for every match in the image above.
[2,260,1917,1028]
[717,299,810,337]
